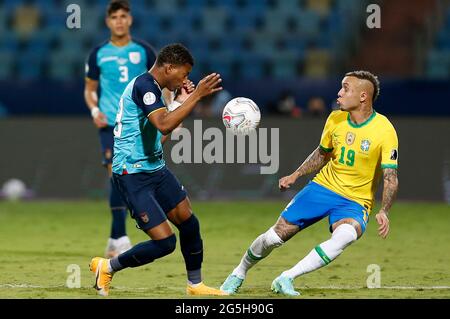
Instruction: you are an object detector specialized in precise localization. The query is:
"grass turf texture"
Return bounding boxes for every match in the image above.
[0,201,449,298]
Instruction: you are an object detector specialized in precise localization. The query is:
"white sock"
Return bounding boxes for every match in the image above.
[282,224,357,279]
[107,259,114,273]
[232,227,284,279]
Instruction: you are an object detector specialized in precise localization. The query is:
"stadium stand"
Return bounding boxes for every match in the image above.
[0,0,375,82]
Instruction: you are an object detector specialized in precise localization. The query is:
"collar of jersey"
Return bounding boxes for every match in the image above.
[347,110,376,128]
[153,79,162,92]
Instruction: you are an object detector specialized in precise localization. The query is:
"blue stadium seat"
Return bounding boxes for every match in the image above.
[0,51,14,80]
[279,35,307,59]
[56,30,85,53]
[0,30,19,51]
[17,52,44,80]
[249,32,278,56]
[436,30,450,49]
[208,52,234,79]
[201,7,229,35]
[184,0,209,10]
[153,0,180,13]
[295,10,321,37]
[48,50,78,80]
[0,7,8,33]
[82,9,102,32]
[228,9,263,33]
[273,0,302,12]
[23,31,51,56]
[263,10,290,34]
[238,53,267,79]
[271,52,299,79]
[3,0,24,11]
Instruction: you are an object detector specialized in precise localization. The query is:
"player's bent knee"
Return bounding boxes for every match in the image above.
[332,224,357,245]
[263,227,284,249]
[332,219,363,238]
[156,234,177,255]
[318,224,358,262]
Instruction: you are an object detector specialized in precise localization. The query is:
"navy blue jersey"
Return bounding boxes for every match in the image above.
[112,72,167,175]
[86,39,156,126]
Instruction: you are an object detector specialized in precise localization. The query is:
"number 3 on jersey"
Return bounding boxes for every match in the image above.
[114,97,124,138]
[119,66,129,82]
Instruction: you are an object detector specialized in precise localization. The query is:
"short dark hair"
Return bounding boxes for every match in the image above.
[156,43,194,67]
[107,0,130,16]
[345,70,380,102]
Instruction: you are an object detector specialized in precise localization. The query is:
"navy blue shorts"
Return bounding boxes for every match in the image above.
[281,181,369,234]
[98,126,115,166]
[112,166,187,231]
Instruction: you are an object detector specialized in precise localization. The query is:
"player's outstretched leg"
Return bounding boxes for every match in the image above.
[175,213,227,296]
[220,227,284,294]
[105,178,132,258]
[272,223,358,296]
[90,234,177,296]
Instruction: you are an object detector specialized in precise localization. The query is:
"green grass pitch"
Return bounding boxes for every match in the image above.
[0,200,449,298]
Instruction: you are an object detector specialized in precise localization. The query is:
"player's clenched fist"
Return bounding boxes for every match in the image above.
[175,79,196,104]
[195,73,222,98]
[183,79,195,94]
[279,174,298,191]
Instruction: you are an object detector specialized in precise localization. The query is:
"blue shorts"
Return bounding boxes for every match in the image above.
[281,181,369,234]
[98,126,115,166]
[112,166,187,231]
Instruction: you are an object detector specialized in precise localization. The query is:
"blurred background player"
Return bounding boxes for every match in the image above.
[90,44,227,296]
[84,0,157,258]
[221,70,399,296]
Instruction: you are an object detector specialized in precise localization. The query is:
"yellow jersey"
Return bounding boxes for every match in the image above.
[313,110,398,212]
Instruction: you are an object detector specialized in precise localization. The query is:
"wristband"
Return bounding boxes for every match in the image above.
[91,107,100,118]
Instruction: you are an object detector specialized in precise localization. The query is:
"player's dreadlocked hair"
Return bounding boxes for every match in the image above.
[346,70,380,102]
[156,43,195,67]
[107,0,130,16]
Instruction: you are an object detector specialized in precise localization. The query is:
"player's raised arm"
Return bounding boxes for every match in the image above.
[279,146,329,191]
[148,73,222,135]
[160,80,194,144]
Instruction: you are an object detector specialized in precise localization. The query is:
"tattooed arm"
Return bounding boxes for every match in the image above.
[279,146,329,191]
[375,168,399,239]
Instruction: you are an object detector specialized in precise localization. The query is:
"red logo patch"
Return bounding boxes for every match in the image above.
[139,213,149,223]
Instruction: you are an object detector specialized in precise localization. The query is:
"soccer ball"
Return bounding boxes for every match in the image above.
[222,97,261,135]
[1,178,27,201]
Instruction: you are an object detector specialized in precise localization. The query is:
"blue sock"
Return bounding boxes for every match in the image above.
[112,234,177,271]
[176,214,203,284]
[109,178,127,239]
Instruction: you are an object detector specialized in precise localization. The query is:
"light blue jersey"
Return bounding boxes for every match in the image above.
[112,73,167,175]
[86,39,156,126]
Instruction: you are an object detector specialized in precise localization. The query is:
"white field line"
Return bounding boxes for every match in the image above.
[0,284,449,290]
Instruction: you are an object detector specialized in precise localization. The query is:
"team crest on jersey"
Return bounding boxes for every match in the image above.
[139,212,149,224]
[143,92,156,105]
[360,139,371,152]
[129,52,141,64]
[346,132,356,145]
